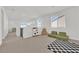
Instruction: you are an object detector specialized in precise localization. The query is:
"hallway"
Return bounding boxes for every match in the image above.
[0,32,55,53]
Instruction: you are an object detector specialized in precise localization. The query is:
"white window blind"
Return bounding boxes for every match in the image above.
[58,15,65,28]
[51,15,65,28]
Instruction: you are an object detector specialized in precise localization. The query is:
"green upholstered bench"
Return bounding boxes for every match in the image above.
[48,31,69,41]
[56,32,69,41]
[48,31,57,38]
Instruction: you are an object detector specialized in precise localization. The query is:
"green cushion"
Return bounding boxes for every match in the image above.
[56,35,69,41]
[48,34,57,38]
[59,32,67,36]
[48,31,69,41]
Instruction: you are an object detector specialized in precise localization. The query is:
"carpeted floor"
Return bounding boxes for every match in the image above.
[0,32,55,53]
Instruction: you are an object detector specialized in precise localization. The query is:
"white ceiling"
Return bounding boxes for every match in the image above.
[3,6,71,21]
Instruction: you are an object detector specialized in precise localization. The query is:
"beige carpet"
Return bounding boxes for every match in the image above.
[0,32,56,53]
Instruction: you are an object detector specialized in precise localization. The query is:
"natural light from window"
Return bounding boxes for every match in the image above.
[51,15,65,28]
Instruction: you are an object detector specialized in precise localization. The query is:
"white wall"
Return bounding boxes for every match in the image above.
[0,7,2,45]
[60,7,79,40]
[23,26,32,38]
[42,7,79,40]
[0,7,8,45]
[2,8,8,39]
[8,20,17,32]
[15,7,79,40]
[16,19,43,38]
[16,20,36,38]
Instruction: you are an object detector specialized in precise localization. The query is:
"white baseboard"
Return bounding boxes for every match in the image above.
[69,36,79,40]
[69,37,79,44]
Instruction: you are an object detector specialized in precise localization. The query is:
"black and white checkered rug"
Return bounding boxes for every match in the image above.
[48,40,79,53]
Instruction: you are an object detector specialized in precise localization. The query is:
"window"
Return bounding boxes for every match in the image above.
[58,15,65,28]
[37,20,42,28]
[36,18,42,28]
[51,16,58,28]
[20,23,26,28]
[51,15,65,28]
